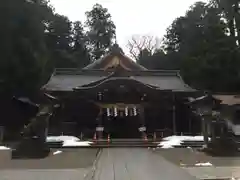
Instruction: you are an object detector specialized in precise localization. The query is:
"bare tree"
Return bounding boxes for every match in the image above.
[126,35,161,60]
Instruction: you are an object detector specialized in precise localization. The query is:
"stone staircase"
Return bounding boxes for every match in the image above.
[93,139,158,148]
[46,138,207,149]
[173,140,205,148]
[47,141,63,148]
[47,139,159,148]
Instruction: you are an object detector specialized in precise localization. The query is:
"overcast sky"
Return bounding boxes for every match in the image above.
[50,0,207,51]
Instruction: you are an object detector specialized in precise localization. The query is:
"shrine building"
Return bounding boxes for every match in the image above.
[42,46,203,139]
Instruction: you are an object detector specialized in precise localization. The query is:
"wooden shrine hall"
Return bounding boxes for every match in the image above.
[42,46,203,139]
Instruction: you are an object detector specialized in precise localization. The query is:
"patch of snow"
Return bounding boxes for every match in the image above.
[231,177,240,180]
[46,136,80,143]
[232,125,240,135]
[53,150,62,155]
[62,140,92,147]
[0,146,10,150]
[47,135,93,147]
[159,137,181,149]
[158,135,207,149]
[187,146,194,152]
[163,135,206,142]
[195,162,213,167]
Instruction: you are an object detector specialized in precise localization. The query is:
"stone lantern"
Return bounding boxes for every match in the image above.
[188,94,216,147]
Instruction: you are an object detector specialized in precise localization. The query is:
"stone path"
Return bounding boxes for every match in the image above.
[183,166,240,179]
[0,168,91,180]
[93,148,197,180]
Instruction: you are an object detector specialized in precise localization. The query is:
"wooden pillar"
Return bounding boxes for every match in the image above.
[189,116,192,134]
[172,93,177,134]
[211,121,216,141]
[96,107,103,139]
[0,126,4,142]
[139,105,147,138]
[139,106,145,126]
[173,105,176,134]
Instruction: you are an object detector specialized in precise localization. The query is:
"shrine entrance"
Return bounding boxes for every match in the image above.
[105,116,141,138]
[98,104,146,139]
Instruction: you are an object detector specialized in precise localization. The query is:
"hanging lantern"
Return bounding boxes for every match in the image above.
[114,107,118,117]
[133,106,137,116]
[125,106,128,116]
[106,108,110,117]
[97,92,102,101]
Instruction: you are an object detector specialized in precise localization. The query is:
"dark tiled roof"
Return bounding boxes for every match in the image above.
[42,69,195,92]
[42,74,107,91]
[133,75,193,91]
[42,69,112,91]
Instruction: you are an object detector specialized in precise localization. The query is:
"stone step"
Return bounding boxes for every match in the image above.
[46,141,63,148]
[173,144,203,148]
[181,141,205,146]
[181,140,204,144]
[60,143,158,148]
[96,141,156,144]
[97,139,158,143]
[46,140,158,148]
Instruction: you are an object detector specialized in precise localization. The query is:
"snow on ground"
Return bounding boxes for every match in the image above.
[158,135,207,149]
[53,150,62,155]
[46,136,80,143]
[159,136,182,149]
[0,146,10,150]
[46,135,93,147]
[195,162,213,167]
[62,140,92,147]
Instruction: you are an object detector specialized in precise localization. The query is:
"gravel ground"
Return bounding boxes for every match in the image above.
[0,148,98,169]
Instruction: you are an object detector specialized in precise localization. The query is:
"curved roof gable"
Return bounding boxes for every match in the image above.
[83,51,147,71]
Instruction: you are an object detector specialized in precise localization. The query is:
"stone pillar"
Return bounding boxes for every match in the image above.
[44,112,51,140]
[202,117,209,146]
[96,127,104,139]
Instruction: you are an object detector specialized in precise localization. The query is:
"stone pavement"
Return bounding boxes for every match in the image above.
[1,148,239,180]
[93,148,197,180]
[0,148,98,180]
[0,168,91,180]
[183,166,240,180]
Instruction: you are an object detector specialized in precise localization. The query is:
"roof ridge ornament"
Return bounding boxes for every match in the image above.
[110,44,124,54]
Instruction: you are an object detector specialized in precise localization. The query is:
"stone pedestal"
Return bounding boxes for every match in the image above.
[12,137,50,159]
[96,127,104,140]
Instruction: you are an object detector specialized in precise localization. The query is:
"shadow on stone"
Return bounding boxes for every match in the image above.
[11,137,50,159]
[199,138,240,157]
